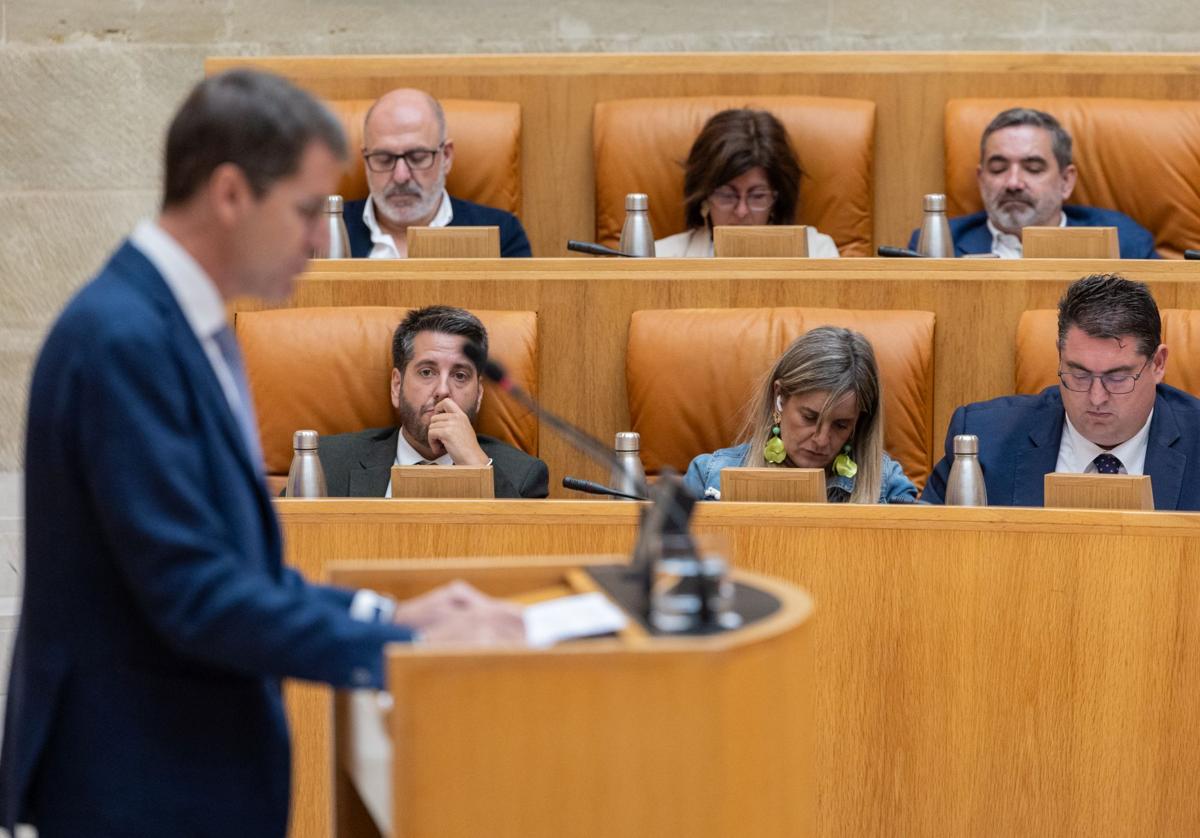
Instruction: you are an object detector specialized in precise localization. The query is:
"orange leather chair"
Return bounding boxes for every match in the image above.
[593,96,876,256]
[944,98,1200,259]
[1015,308,1200,396]
[235,306,538,493]
[626,308,935,489]
[324,98,522,214]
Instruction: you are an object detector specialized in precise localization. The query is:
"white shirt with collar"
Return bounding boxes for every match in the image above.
[384,431,454,498]
[1055,410,1154,476]
[129,219,245,424]
[988,211,1067,259]
[130,219,398,625]
[364,189,454,259]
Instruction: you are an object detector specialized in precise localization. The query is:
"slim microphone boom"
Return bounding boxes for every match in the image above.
[562,476,647,501]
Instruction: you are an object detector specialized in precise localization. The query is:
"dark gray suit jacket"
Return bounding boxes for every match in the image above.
[318,426,549,499]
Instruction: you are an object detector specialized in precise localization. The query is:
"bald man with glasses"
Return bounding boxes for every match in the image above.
[922,273,1200,509]
[343,88,532,258]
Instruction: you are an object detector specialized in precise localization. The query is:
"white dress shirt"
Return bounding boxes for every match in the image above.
[988,211,1067,259]
[383,431,454,498]
[1055,410,1153,476]
[129,220,245,423]
[364,189,454,259]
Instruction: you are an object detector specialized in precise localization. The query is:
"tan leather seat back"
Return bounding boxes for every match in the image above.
[945,98,1200,259]
[626,308,935,489]
[1017,308,1200,395]
[593,96,876,256]
[236,307,538,482]
[325,98,522,213]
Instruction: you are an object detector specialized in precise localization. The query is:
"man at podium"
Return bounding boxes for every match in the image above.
[0,70,523,838]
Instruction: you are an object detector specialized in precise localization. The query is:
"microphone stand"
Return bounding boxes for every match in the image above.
[467,345,700,615]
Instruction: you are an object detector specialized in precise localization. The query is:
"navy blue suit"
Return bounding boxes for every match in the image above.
[345,195,532,257]
[906,205,1160,259]
[1,241,414,836]
[922,384,1200,509]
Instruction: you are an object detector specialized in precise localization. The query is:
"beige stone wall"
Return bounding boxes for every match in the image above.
[2,1,1199,469]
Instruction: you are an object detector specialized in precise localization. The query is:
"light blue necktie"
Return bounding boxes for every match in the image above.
[212,325,264,470]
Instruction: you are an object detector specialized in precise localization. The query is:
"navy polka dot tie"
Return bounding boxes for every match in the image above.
[1093,453,1123,474]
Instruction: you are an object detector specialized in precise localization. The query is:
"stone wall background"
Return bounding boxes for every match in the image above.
[3,0,1200,469]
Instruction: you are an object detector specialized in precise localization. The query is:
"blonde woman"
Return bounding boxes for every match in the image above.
[684,326,916,502]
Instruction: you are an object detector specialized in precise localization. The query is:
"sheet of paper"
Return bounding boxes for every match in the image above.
[524,591,629,648]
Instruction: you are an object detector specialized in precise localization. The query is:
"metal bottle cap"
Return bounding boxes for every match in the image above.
[615,431,641,452]
[953,434,979,455]
[625,193,649,211]
[923,193,947,212]
[293,429,320,451]
[325,194,344,212]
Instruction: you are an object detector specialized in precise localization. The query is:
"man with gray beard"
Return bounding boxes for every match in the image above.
[343,88,532,258]
[908,107,1158,259]
[316,305,549,498]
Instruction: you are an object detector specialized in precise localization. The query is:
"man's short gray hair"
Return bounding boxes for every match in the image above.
[980,107,1073,172]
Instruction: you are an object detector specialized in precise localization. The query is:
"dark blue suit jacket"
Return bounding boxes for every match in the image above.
[906,205,1160,259]
[345,195,532,257]
[1,241,414,836]
[922,384,1200,509]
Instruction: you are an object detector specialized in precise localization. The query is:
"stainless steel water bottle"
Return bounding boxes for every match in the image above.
[916,193,954,258]
[286,430,327,498]
[611,432,646,500]
[945,434,987,506]
[313,195,351,259]
[619,193,656,257]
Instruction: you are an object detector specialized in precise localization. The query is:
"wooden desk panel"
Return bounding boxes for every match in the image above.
[279,499,1200,838]
[239,257,1200,496]
[207,53,1200,257]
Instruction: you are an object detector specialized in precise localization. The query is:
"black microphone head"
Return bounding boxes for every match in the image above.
[463,341,487,371]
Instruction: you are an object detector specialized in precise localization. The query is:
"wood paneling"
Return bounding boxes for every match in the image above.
[206,53,1200,258]
[279,499,1200,838]
[237,257,1200,496]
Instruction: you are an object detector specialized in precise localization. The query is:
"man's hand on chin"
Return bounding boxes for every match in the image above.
[426,398,489,465]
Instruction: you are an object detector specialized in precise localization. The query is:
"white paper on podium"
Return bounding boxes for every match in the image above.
[523,591,629,648]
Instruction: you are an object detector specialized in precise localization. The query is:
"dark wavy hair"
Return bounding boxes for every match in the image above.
[682,108,802,229]
[1057,273,1161,358]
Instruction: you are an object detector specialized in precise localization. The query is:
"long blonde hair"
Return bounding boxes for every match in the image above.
[740,326,884,503]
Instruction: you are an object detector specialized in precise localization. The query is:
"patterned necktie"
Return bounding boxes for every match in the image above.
[1093,453,1123,474]
[211,325,263,470]
[416,460,437,466]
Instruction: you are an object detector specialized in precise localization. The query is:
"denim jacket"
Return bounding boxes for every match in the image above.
[683,442,918,503]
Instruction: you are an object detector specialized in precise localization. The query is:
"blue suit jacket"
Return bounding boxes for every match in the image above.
[906,205,1160,259]
[922,384,1200,509]
[1,241,413,836]
[344,195,532,257]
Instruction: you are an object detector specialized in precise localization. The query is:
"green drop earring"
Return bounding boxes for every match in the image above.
[833,443,858,478]
[763,411,786,464]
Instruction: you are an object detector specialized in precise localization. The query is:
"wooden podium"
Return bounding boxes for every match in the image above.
[326,556,815,838]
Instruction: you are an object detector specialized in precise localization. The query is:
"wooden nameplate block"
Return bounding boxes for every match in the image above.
[406,225,500,258]
[1022,226,1119,259]
[713,225,810,257]
[390,464,495,499]
[720,467,826,503]
[1044,472,1154,510]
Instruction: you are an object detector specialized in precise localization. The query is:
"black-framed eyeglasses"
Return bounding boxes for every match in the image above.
[708,187,777,212]
[1057,356,1151,394]
[363,142,445,173]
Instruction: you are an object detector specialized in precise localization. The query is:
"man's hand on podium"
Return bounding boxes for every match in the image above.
[393,580,526,645]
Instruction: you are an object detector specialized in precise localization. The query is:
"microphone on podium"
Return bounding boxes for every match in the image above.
[1185,249,1200,260]
[566,240,634,257]
[877,245,925,258]
[465,343,702,615]
[562,476,648,501]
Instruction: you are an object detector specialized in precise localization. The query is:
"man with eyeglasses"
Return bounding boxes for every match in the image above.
[343,88,532,258]
[922,273,1200,508]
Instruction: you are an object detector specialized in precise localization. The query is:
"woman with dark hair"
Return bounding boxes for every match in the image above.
[655,108,840,258]
[684,326,916,502]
